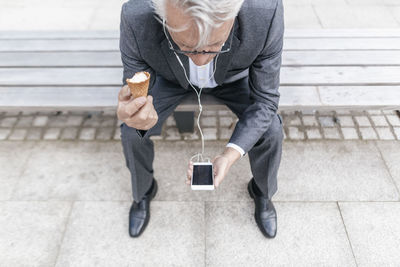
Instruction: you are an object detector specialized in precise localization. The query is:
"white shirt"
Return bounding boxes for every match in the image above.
[189,58,245,158]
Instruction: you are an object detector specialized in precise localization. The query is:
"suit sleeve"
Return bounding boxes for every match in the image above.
[228,0,284,153]
[119,3,155,138]
[120,3,155,88]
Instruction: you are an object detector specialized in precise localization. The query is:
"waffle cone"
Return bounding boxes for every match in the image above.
[126,71,150,98]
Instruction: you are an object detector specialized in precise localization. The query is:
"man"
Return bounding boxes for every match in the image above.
[118,0,284,238]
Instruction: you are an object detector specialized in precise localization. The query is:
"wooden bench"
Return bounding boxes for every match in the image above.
[1,30,399,129]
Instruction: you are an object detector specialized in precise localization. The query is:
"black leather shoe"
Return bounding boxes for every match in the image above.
[129,178,158,238]
[247,178,277,238]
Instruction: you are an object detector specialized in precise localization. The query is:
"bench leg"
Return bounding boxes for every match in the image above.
[173,111,194,133]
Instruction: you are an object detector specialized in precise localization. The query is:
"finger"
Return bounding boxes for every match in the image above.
[134,95,154,119]
[152,107,158,119]
[141,115,158,130]
[139,105,158,129]
[215,177,220,187]
[143,96,155,119]
[186,163,193,185]
[118,85,132,102]
[188,162,193,181]
[125,96,147,116]
[148,109,158,121]
[214,168,221,187]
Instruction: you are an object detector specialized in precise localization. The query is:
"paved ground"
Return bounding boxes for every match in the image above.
[0,0,399,30]
[1,138,400,266]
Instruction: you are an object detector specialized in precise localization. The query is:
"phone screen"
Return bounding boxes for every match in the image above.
[192,165,213,185]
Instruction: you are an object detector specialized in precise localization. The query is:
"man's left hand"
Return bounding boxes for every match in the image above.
[185,147,241,188]
[210,155,230,187]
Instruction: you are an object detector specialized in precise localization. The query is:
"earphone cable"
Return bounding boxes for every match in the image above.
[173,51,219,162]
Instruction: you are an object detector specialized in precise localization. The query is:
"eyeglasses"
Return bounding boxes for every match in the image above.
[162,19,234,55]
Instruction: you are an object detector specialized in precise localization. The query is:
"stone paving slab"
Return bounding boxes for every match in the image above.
[55,201,205,266]
[0,141,35,200]
[206,201,356,266]
[0,201,71,267]
[339,202,400,266]
[314,5,399,28]
[375,141,400,194]
[283,0,348,5]
[0,7,96,31]
[392,7,400,24]
[346,0,400,6]
[283,5,322,29]
[0,0,399,30]
[11,141,132,201]
[273,141,400,201]
[88,6,124,30]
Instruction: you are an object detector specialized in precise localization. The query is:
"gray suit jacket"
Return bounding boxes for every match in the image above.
[120,0,284,154]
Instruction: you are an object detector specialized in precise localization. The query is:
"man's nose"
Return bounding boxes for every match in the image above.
[189,54,212,66]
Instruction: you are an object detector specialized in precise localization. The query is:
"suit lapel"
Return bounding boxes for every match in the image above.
[160,38,189,90]
[214,19,241,85]
[214,34,240,85]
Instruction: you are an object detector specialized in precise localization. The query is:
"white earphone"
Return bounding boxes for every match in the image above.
[163,19,220,163]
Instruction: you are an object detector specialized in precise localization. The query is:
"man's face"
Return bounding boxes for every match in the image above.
[165,1,234,66]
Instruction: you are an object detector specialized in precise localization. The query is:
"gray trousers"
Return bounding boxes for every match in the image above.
[120,75,283,202]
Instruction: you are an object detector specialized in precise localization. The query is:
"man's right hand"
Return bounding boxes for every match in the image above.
[117,85,158,130]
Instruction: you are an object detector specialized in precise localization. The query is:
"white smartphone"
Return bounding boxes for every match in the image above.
[191,162,214,190]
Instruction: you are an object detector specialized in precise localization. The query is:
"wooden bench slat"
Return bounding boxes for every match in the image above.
[1,37,400,52]
[284,38,400,50]
[318,86,400,108]
[283,51,400,66]
[1,86,399,111]
[0,87,118,108]
[2,50,400,67]
[0,68,122,86]
[0,52,122,67]
[284,29,400,38]
[281,66,400,86]
[1,67,399,86]
[280,86,400,110]
[0,39,119,52]
[0,31,119,39]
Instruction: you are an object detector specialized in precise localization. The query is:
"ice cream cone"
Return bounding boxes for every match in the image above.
[126,71,150,99]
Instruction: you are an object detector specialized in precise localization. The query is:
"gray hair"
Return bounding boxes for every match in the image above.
[152,0,244,50]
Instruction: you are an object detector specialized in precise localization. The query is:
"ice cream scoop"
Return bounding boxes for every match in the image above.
[126,71,150,98]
